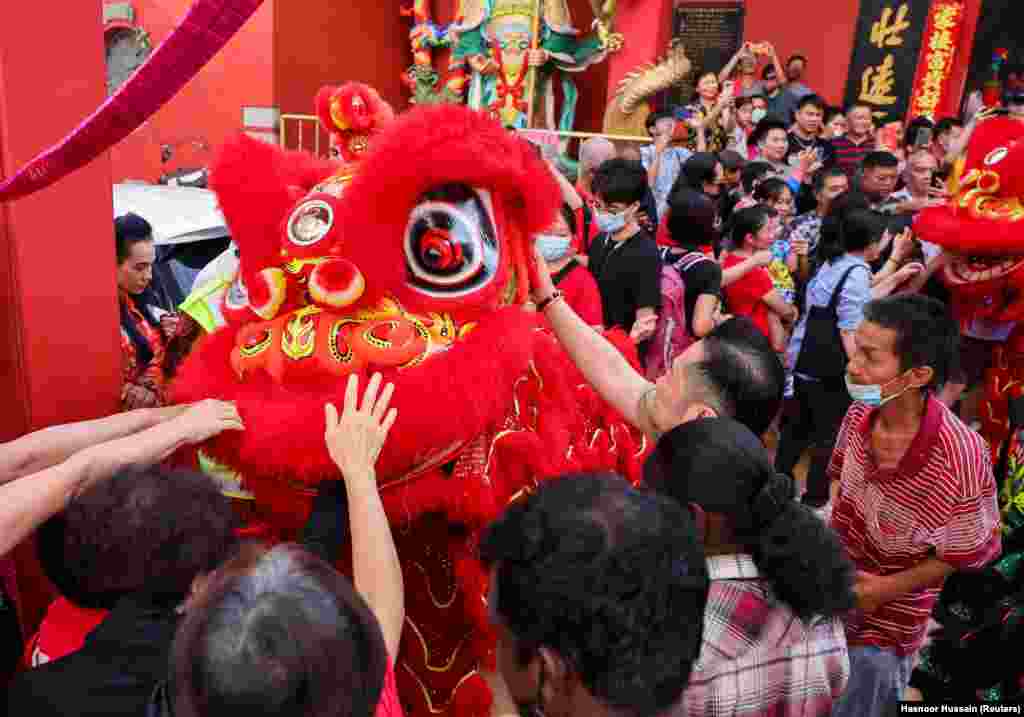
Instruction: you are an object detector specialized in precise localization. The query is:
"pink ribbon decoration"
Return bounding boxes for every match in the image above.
[0,0,264,202]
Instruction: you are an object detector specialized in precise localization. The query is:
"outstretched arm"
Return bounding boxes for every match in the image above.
[532,248,655,434]
[546,158,583,211]
[0,400,243,559]
[325,374,403,661]
[0,405,187,485]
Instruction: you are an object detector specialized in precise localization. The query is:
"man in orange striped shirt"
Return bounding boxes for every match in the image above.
[827,295,1001,717]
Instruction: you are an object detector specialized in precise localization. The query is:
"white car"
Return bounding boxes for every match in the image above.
[113,183,234,318]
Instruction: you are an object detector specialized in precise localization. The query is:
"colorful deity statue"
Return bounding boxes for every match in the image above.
[445,0,620,129]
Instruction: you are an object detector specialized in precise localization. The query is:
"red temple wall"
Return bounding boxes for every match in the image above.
[273,0,410,118]
[109,0,275,183]
[1,0,121,633]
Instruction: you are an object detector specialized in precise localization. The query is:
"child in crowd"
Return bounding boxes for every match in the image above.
[721,205,798,352]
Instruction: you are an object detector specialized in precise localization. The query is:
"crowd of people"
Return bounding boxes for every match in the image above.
[1,48,1023,717]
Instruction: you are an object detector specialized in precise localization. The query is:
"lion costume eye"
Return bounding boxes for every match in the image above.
[404,185,498,297]
[287,199,334,247]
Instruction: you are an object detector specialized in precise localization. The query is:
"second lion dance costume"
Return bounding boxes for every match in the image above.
[911,113,1024,703]
[171,83,649,716]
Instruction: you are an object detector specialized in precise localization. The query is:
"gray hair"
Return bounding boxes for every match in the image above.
[579,137,617,173]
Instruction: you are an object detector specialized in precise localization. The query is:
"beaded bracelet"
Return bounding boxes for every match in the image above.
[537,291,563,313]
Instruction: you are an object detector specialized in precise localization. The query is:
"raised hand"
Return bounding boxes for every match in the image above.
[325,373,397,481]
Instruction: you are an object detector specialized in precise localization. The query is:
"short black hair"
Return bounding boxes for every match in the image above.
[824,106,844,123]
[796,94,827,113]
[699,316,785,437]
[53,469,239,607]
[730,204,776,249]
[752,177,791,204]
[172,544,389,717]
[718,149,745,171]
[592,159,648,206]
[115,212,154,263]
[645,110,675,132]
[813,165,849,194]
[734,94,755,111]
[787,54,808,67]
[667,189,718,250]
[862,151,900,171]
[862,294,960,390]
[644,418,855,620]
[905,116,935,148]
[676,152,720,191]
[480,473,708,717]
[740,161,774,194]
[816,191,874,263]
[845,101,874,115]
[750,117,789,148]
[934,117,963,137]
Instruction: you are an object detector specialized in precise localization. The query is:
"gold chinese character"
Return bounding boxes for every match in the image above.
[871,3,911,48]
[860,54,898,106]
[933,5,959,31]
[930,29,953,53]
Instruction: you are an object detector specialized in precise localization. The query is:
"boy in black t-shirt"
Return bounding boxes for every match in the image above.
[587,160,662,351]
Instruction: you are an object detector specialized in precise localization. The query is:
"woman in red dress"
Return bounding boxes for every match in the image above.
[116,213,173,410]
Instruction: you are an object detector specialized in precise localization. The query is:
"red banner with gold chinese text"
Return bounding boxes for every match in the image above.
[908,0,965,120]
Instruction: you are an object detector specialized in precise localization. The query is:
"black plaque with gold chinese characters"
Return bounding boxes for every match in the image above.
[843,0,933,125]
[671,2,745,106]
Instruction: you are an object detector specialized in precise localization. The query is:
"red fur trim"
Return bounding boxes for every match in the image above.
[172,307,539,493]
[210,134,341,281]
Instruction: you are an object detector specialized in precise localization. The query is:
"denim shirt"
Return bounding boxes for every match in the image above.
[786,253,872,378]
[640,144,693,218]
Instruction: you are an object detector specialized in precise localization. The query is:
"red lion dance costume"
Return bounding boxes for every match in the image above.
[171,84,648,716]
[916,116,1024,454]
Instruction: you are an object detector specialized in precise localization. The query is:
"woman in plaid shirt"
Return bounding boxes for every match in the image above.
[646,417,855,716]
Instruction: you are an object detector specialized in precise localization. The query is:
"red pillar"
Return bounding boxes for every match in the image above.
[0,0,120,636]
[945,0,985,116]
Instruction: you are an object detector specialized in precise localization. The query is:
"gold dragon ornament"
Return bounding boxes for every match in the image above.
[603,39,693,137]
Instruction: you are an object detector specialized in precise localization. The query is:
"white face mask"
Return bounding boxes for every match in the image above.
[845,371,914,407]
[595,204,636,235]
[535,234,573,262]
[751,108,767,124]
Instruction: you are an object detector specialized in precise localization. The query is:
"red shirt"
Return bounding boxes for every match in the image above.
[572,204,600,255]
[28,598,109,667]
[551,260,603,326]
[721,254,774,340]
[828,397,1002,655]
